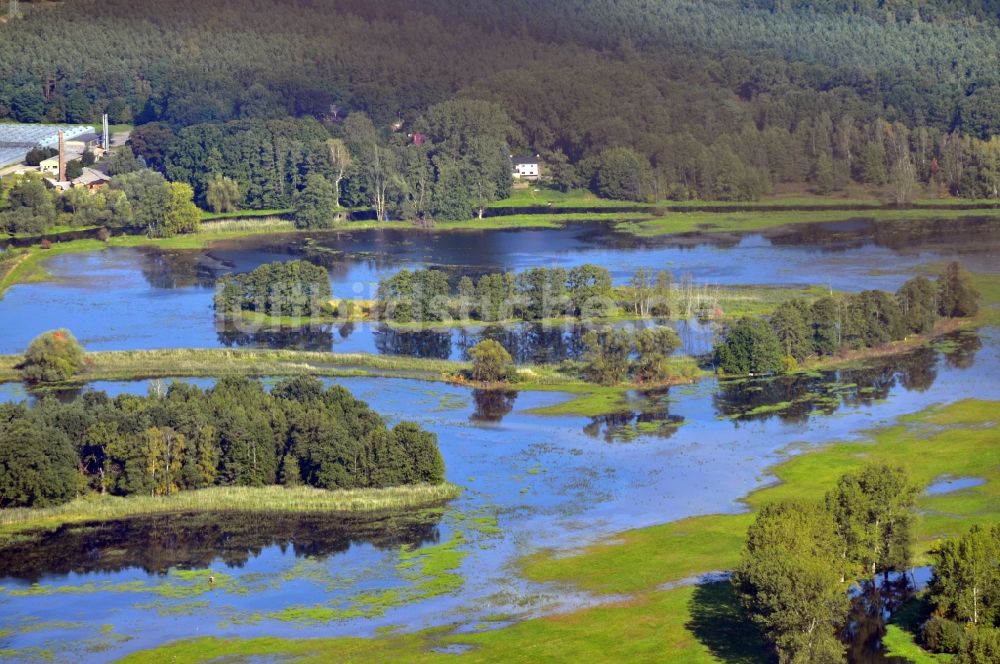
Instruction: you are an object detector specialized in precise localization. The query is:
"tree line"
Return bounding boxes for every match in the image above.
[0,375,445,508]
[214,260,333,319]
[376,265,621,323]
[713,262,979,374]
[921,525,1000,660]
[0,168,200,237]
[126,100,515,223]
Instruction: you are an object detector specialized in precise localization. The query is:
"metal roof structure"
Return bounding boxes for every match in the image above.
[0,123,95,168]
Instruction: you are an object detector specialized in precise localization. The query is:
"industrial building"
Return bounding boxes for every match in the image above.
[0,123,95,169]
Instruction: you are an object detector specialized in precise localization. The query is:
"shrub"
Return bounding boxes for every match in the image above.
[469,339,515,383]
[922,616,965,654]
[18,329,85,384]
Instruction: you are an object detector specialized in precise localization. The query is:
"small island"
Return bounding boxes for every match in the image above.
[0,374,454,540]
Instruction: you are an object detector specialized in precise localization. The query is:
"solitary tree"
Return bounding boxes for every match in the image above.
[714,317,785,375]
[733,499,849,664]
[105,148,142,176]
[939,262,980,318]
[582,328,631,385]
[293,173,339,229]
[771,300,812,361]
[161,182,201,236]
[593,146,652,201]
[205,174,241,213]
[19,329,85,384]
[326,137,352,209]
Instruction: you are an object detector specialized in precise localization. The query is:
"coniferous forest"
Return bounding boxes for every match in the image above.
[2,0,999,218]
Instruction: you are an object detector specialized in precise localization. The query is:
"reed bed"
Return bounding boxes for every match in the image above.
[0,483,462,531]
[199,217,296,234]
[56,348,467,382]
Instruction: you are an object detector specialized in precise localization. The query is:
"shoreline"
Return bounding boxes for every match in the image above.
[0,483,462,543]
[0,318,973,417]
[4,206,1000,298]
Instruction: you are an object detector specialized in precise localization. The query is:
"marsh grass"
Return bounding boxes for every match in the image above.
[198,217,295,233]
[68,348,465,382]
[200,209,293,221]
[0,484,462,534]
[620,207,1000,237]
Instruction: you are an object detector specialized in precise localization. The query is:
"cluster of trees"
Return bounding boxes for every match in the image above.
[135,118,332,211]
[376,265,615,323]
[921,525,1000,661]
[3,0,1000,204]
[214,260,332,319]
[581,326,683,385]
[714,263,979,374]
[128,100,513,223]
[463,325,684,385]
[734,463,918,662]
[0,375,445,508]
[746,0,1000,23]
[0,169,199,237]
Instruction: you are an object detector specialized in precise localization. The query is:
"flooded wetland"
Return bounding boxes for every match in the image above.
[1,215,999,661]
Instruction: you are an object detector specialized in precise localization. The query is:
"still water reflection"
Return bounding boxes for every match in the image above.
[2,217,999,355]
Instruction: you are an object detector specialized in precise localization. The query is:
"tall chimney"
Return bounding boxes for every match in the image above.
[102,114,109,151]
[58,130,66,182]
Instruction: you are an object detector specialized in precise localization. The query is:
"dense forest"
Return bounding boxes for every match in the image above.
[1,0,999,215]
[0,376,445,508]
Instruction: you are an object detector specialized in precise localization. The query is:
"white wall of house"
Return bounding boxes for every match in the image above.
[514,162,539,178]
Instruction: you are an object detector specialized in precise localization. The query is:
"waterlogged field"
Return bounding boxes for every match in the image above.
[0,330,998,661]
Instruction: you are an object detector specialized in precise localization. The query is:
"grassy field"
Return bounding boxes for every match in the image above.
[120,398,997,663]
[0,348,468,385]
[492,185,998,211]
[618,206,1000,237]
[0,483,461,542]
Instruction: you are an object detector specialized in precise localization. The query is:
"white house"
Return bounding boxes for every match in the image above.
[511,154,541,180]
